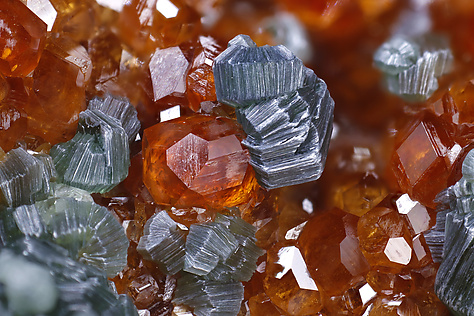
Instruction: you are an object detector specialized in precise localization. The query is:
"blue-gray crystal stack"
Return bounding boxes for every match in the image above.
[213,34,335,189]
[432,149,474,315]
[0,94,139,315]
[50,94,140,194]
[374,34,453,102]
[137,211,264,315]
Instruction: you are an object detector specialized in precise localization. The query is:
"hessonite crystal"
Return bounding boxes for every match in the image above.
[143,114,259,209]
[0,0,47,77]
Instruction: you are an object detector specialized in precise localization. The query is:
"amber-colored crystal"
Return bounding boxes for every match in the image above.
[264,241,323,315]
[391,112,461,207]
[0,77,27,151]
[358,206,430,273]
[118,0,201,57]
[332,173,388,217]
[0,0,47,77]
[186,36,222,112]
[143,115,261,209]
[248,293,283,316]
[298,208,369,296]
[22,36,90,144]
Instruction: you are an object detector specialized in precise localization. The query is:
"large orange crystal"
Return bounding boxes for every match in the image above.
[0,0,47,77]
[298,208,370,296]
[391,112,461,207]
[143,114,260,209]
[23,36,91,144]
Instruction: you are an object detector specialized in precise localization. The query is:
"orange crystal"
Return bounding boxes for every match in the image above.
[143,114,260,209]
[24,36,91,144]
[391,112,461,208]
[298,208,370,296]
[0,0,47,77]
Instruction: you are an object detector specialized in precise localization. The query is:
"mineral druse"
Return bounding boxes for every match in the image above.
[2,0,474,315]
[374,34,453,101]
[214,35,334,189]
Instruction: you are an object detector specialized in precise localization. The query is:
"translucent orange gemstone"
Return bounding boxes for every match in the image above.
[298,208,369,296]
[357,207,415,272]
[0,0,47,77]
[248,292,283,316]
[186,36,222,112]
[391,112,461,207]
[0,77,27,151]
[332,173,388,217]
[143,115,260,209]
[23,36,91,144]
[264,241,323,315]
[118,0,201,56]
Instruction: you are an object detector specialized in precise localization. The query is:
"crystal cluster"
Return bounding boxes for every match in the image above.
[137,212,263,315]
[0,238,137,316]
[50,94,139,193]
[213,35,335,189]
[2,0,474,315]
[433,149,474,314]
[374,34,453,101]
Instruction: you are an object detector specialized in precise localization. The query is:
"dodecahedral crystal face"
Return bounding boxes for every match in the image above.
[143,115,260,209]
[213,35,335,189]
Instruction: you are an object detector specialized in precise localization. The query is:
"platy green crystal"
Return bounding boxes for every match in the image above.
[173,273,244,316]
[137,211,187,275]
[374,34,453,102]
[6,237,138,316]
[50,109,130,194]
[235,68,334,189]
[35,197,129,277]
[184,222,239,276]
[0,147,55,207]
[88,94,141,142]
[434,148,474,315]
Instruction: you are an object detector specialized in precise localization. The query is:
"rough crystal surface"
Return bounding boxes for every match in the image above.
[88,94,141,142]
[213,35,305,107]
[173,273,244,316]
[50,109,130,193]
[0,147,54,207]
[375,34,453,102]
[137,211,186,275]
[238,68,334,188]
[34,197,129,277]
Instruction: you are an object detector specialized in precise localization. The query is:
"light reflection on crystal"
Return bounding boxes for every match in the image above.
[24,0,57,32]
[396,194,431,234]
[156,0,179,18]
[160,105,181,122]
[275,246,318,291]
[384,237,412,265]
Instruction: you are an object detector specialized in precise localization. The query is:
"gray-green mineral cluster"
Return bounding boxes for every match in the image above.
[213,34,334,189]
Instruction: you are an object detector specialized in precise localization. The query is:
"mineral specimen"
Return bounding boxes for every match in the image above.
[50,109,130,193]
[137,211,187,275]
[434,149,474,314]
[213,34,305,107]
[374,34,453,101]
[214,35,334,189]
[0,147,54,207]
[88,94,141,142]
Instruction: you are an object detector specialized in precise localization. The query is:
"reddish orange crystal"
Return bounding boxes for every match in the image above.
[298,208,370,296]
[0,0,47,77]
[143,114,260,209]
